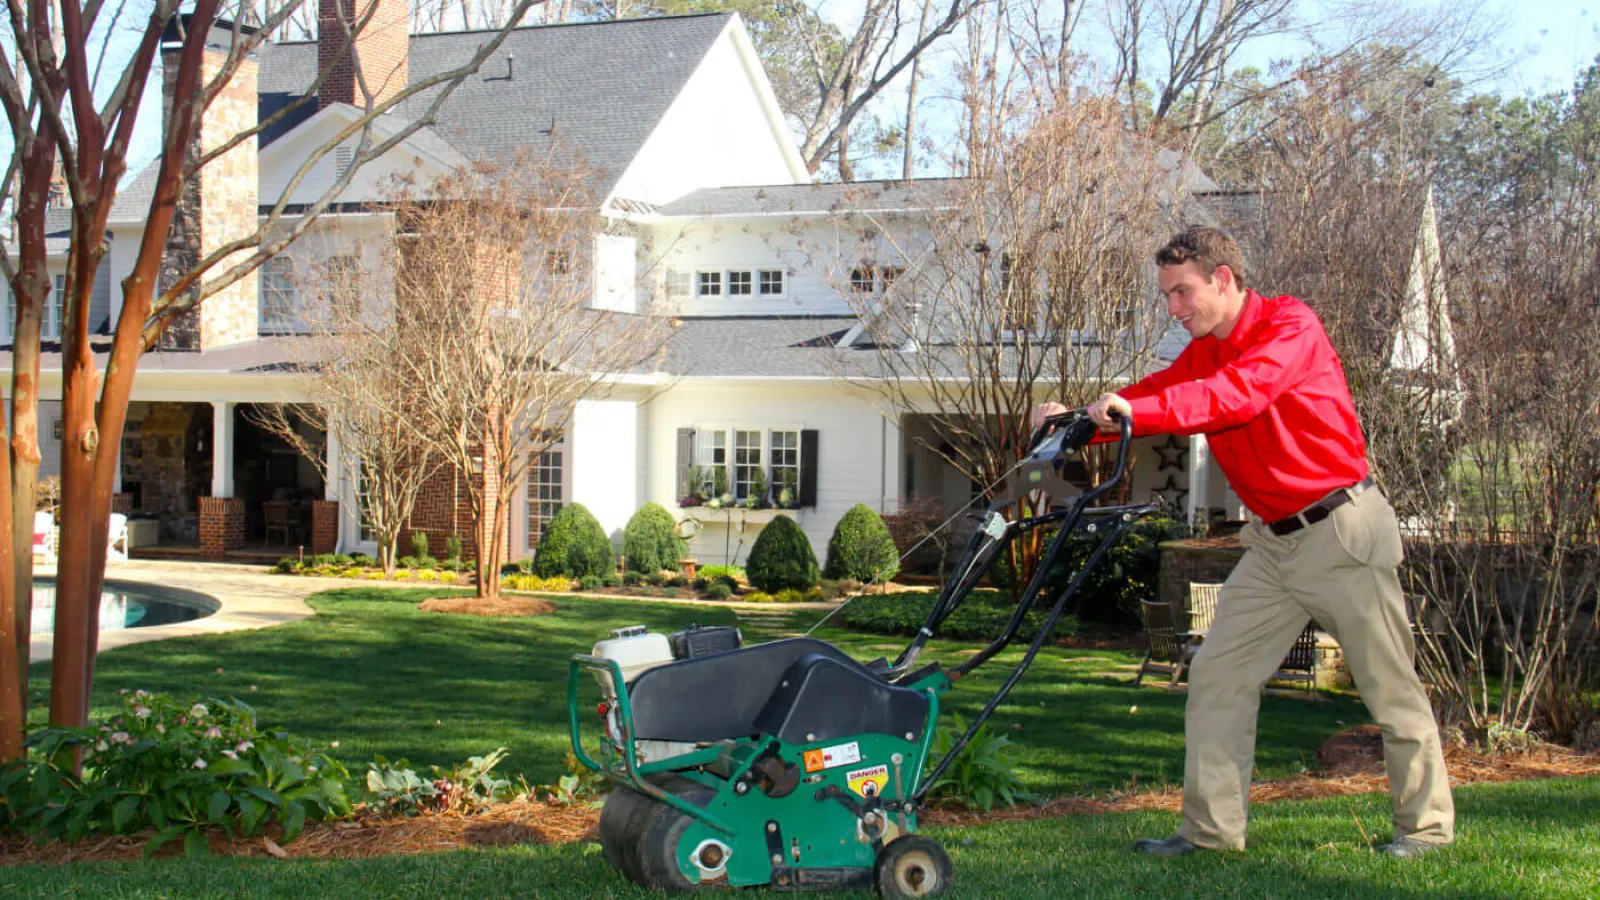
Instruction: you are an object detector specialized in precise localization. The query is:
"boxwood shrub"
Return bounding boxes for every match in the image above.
[745,515,819,592]
[621,503,688,574]
[532,503,614,579]
[824,504,900,583]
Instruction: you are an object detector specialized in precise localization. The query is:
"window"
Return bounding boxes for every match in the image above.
[769,429,800,503]
[696,428,728,495]
[878,267,904,292]
[260,257,298,332]
[45,275,63,340]
[322,255,361,317]
[733,429,763,500]
[545,249,572,276]
[697,271,722,297]
[727,270,752,296]
[850,267,876,292]
[665,269,692,300]
[759,269,785,296]
[527,446,564,547]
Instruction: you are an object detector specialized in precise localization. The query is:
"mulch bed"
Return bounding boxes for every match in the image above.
[418,596,557,617]
[6,728,1598,866]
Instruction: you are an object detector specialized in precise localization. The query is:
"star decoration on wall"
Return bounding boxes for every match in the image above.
[1153,475,1188,513]
[1154,435,1189,472]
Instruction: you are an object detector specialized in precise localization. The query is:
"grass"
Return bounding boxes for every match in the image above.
[2,777,1597,898]
[26,587,1361,794]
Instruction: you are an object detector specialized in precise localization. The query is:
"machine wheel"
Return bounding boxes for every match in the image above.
[599,775,701,886]
[636,785,717,893]
[873,835,953,898]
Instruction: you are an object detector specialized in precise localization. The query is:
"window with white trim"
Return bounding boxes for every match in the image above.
[260,257,298,333]
[769,429,800,504]
[527,444,564,547]
[850,266,875,292]
[665,269,692,300]
[733,429,762,500]
[4,277,65,341]
[727,270,752,296]
[696,271,722,297]
[696,428,728,495]
[695,426,802,505]
[759,269,785,296]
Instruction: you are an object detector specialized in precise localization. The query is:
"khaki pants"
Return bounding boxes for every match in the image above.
[1176,487,1455,850]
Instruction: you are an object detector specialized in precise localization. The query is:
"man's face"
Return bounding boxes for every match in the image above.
[1158,261,1232,339]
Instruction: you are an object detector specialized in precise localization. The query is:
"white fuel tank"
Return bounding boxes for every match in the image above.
[591,625,674,690]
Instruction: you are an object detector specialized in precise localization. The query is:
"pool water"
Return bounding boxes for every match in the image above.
[29,579,217,637]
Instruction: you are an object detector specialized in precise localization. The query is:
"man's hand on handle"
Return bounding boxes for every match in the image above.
[1087,393,1132,432]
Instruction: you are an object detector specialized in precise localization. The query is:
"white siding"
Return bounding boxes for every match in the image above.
[610,29,802,206]
[570,398,643,542]
[259,118,452,209]
[593,234,637,313]
[640,383,896,566]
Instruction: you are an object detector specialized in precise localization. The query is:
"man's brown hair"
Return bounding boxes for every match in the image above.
[1155,225,1248,290]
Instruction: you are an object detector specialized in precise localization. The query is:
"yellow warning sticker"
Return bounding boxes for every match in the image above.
[846,764,889,798]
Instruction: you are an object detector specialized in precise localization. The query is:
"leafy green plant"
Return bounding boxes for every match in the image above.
[774,588,804,603]
[622,503,688,574]
[776,468,799,509]
[997,517,1180,626]
[703,582,732,600]
[415,555,439,570]
[501,574,572,592]
[577,575,603,591]
[410,532,430,560]
[365,748,514,817]
[600,573,622,588]
[274,557,302,574]
[0,691,350,857]
[444,533,463,562]
[622,571,644,586]
[743,590,776,603]
[397,555,419,569]
[744,468,769,509]
[745,515,819,592]
[922,714,1036,811]
[532,504,614,579]
[824,504,901,583]
[533,751,606,808]
[309,553,338,567]
[698,564,745,583]
[350,554,377,568]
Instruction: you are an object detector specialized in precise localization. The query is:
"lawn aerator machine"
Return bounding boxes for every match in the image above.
[568,410,1157,897]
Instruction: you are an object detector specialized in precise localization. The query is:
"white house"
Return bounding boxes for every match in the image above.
[5,9,1353,568]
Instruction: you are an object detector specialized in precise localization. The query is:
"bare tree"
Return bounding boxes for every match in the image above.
[249,254,445,574]
[373,153,670,598]
[0,0,546,761]
[837,61,1184,591]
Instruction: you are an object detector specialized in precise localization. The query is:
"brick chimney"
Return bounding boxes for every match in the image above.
[319,0,410,110]
[158,16,260,351]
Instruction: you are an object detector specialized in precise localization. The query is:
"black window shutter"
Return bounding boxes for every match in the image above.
[799,429,819,508]
[675,428,695,500]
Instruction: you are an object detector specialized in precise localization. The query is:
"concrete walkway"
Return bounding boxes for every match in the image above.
[25,561,846,663]
[28,560,358,664]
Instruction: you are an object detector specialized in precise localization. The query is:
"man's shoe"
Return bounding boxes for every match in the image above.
[1376,837,1446,859]
[1132,835,1206,857]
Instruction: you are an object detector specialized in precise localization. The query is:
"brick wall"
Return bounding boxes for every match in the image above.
[319,0,410,110]
[312,500,340,554]
[399,445,509,563]
[199,497,244,559]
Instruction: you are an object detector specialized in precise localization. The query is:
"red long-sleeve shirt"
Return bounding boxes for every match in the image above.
[1120,290,1370,522]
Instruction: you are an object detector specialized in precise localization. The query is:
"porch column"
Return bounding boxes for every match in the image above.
[1186,433,1211,528]
[879,415,903,512]
[315,418,342,554]
[211,401,234,498]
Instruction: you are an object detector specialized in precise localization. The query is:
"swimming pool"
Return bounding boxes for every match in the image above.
[29,578,220,637]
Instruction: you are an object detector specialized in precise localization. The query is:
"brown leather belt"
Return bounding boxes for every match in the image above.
[1267,476,1376,536]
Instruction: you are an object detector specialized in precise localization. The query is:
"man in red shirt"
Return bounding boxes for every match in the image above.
[1068,226,1454,858]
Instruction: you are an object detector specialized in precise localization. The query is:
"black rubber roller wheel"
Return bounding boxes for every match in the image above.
[874,835,953,898]
[636,785,717,893]
[599,775,702,886]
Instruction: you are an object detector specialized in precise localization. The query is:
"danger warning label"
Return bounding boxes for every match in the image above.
[846,764,889,798]
[803,741,861,772]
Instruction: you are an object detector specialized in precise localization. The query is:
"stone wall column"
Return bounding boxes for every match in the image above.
[312,500,340,555]
[199,496,244,559]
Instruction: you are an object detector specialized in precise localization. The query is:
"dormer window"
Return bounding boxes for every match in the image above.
[850,267,875,292]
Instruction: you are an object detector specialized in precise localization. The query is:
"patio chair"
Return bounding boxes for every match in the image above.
[263,501,292,546]
[1272,622,1320,690]
[32,510,56,564]
[1135,599,1199,688]
[1187,582,1221,636]
[107,512,129,563]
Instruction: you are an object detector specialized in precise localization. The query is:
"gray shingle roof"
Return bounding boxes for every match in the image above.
[0,336,322,373]
[661,179,963,218]
[257,13,734,198]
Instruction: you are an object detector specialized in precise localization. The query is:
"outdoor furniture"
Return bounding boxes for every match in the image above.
[1273,622,1320,689]
[1187,582,1221,636]
[32,511,56,564]
[107,513,130,563]
[1136,599,1200,688]
[263,501,293,546]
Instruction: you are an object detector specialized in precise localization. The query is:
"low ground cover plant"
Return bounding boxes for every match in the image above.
[838,588,1078,641]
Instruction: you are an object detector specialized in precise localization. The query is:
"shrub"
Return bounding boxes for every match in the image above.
[532,504,614,579]
[996,517,1180,626]
[350,554,377,568]
[600,573,622,588]
[502,574,572,592]
[0,691,350,855]
[622,571,645,587]
[646,572,667,587]
[745,515,819,592]
[416,570,438,582]
[274,557,301,574]
[577,574,603,591]
[703,582,732,600]
[332,554,353,568]
[838,588,1078,642]
[310,553,338,567]
[621,503,688,574]
[744,590,776,603]
[691,576,709,591]
[698,565,746,583]
[921,714,1035,811]
[415,555,440,570]
[774,588,805,604]
[666,575,688,588]
[397,556,420,569]
[444,533,464,561]
[823,504,901,583]
[411,532,430,560]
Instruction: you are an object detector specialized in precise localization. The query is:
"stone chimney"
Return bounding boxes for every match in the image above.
[319,0,410,110]
[158,16,260,351]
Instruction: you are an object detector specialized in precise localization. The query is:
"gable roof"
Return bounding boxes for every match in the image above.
[255,13,734,199]
[660,179,964,218]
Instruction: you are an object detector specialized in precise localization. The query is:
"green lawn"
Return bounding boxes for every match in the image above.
[27,587,1360,794]
[3,777,1597,898]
